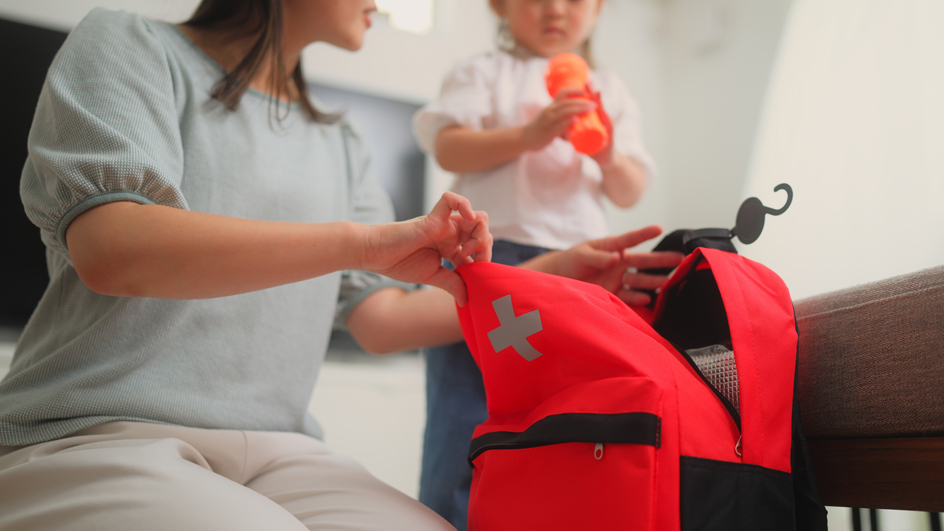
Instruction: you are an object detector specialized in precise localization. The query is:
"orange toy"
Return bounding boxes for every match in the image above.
[544,53,609,155]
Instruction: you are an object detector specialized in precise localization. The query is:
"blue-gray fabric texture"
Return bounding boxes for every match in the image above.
[2,9,398,446]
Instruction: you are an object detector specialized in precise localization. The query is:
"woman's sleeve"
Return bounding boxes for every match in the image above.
[411,57,494,154]
[599,73,658,184]
[333,119,415,329]
[19,9,186,261]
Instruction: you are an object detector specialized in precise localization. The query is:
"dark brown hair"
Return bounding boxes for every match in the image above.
[183,0,338,123]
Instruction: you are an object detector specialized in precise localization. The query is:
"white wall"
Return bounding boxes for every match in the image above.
[595,0,672,241]
[740,0,944,299]
[659,0,793,233]
[302,0,493,104]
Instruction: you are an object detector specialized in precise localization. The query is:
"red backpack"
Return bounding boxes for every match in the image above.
[455,244,827,530]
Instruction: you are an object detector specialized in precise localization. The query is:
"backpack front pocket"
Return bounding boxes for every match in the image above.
[468,376,662,531]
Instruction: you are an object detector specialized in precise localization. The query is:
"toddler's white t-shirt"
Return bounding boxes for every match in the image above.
[414,49,656,250]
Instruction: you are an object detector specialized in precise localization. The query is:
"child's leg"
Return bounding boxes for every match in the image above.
[0,421,454,531]
[419,240,549,530]
[420,339,487,530]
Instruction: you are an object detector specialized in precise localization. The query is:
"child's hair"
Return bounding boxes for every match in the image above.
[183,0,339,123]
[492,5,597,69]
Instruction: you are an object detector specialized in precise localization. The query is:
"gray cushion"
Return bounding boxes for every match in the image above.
[794,266,944,439]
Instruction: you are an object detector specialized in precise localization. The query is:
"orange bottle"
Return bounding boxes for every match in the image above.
[544,53,609,155]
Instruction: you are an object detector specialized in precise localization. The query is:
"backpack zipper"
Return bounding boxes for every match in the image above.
[670,341,742,432]
[469,412,660,463]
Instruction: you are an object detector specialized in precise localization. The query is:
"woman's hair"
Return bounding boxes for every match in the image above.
[183,0,338,123]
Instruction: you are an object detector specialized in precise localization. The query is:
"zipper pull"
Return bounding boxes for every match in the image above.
[594,443,604,460]
[735,435,742,457]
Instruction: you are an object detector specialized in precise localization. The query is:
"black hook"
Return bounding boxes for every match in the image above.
[732,183,793,245]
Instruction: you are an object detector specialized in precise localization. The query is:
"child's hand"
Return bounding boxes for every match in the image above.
[522,88,596,152]
[360,192,492,306]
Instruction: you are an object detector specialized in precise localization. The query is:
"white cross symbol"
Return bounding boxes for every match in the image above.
[487,295,544,361]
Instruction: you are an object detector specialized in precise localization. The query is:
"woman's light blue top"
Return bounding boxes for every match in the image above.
[2,9,397,446]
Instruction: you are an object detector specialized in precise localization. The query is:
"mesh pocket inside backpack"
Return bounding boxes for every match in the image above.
[686,344,739,414]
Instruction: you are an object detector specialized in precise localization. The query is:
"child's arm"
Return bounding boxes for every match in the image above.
[66,192,490,305]
[346,225,684,354]
[589,89,649,208]
[435,90,594,173]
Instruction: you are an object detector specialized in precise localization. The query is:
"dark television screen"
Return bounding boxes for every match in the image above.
[0,17,425,330]
[0,18,67,329]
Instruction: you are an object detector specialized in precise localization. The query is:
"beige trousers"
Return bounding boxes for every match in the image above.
[0,422,455,531]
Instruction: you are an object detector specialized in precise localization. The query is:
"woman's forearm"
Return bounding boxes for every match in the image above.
[67,201,366,299]
[67,192,489,304]
[435,125,528,173]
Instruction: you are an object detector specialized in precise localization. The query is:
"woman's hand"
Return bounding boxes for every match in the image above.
[521,89,596,152]
[359,192,492,306]
[522,225,684,306]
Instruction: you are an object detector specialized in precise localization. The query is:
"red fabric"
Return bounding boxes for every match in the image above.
[455,250,797,530]
[699,248,796,472]
[456,263,682,531]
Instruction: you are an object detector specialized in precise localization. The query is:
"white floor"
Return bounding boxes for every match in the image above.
[0,340,940,529]
[308,351,426,499]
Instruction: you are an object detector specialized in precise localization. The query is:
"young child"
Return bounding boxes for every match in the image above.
[412,0,657,527]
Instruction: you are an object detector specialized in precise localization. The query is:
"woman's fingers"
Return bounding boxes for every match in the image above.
[426,266,468,307]
[465,220,493,262]
[450,209,491,263]
[435,191,476,221]
[428,191,476,227]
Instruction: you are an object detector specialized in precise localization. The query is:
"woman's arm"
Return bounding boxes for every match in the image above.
[66,192,490,304]
[347,225,685,354]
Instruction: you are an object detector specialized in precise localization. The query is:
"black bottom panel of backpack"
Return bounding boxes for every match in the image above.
[680,456,795,531]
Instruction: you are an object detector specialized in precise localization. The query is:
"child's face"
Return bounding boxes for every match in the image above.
[492,0,603,58]
[284,0,378,52]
